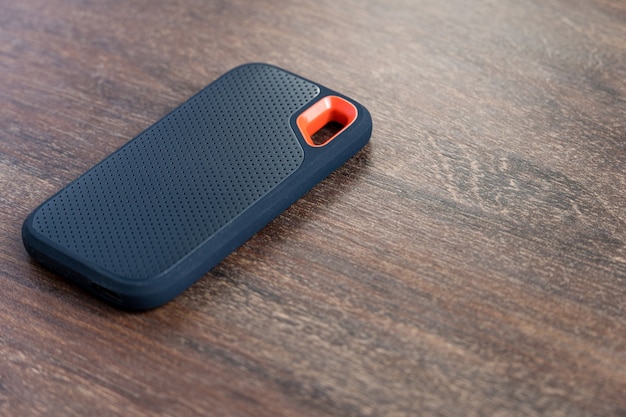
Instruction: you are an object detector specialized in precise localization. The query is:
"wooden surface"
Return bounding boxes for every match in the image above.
[1,0,625,415]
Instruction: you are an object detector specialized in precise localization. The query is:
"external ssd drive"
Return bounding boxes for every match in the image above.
[22,63,372,310]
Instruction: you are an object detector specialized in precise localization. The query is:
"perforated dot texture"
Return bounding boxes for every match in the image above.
[32,64,320,280]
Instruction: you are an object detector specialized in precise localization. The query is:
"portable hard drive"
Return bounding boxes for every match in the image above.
[22,63,372,309]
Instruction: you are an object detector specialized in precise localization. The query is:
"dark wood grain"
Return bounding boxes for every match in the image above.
[1,0,625,416]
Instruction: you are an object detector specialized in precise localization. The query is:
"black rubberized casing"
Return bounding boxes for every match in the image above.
[22,63,372,310]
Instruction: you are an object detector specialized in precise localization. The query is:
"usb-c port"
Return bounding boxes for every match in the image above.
[91,283,121,303]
